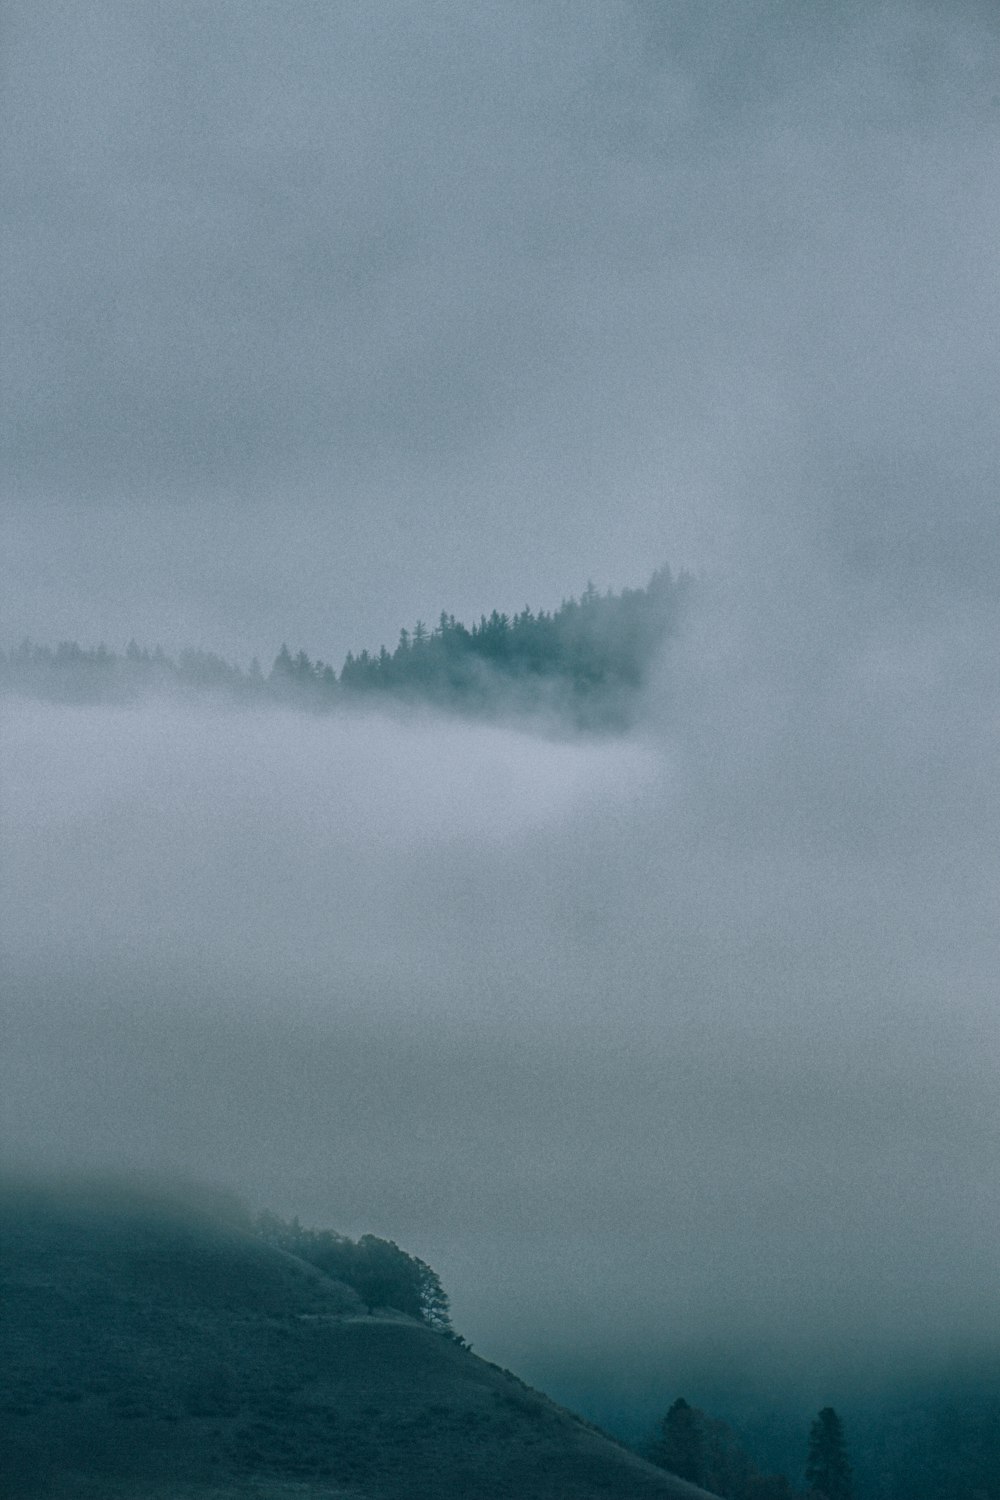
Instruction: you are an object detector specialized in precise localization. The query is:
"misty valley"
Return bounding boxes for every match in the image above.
[3,565,998,1499]
[4,1,999,1496]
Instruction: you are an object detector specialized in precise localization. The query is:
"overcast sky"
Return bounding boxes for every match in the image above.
[2,0,999,1433]
[4,0,998,657]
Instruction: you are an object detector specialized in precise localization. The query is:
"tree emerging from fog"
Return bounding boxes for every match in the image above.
[804,1408,852,1500]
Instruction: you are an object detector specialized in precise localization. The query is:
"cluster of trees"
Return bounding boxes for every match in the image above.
[254,1212,452,1334]
[330,567,687,723]
[650,1398,851,1500]
[651,1388,1000,1499]
[1,566,689,728]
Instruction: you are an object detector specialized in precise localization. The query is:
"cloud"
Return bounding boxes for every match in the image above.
[3,633,997,1411]
[4,1,999,654]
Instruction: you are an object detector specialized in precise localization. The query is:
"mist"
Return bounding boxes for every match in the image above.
[3,0,999,1447]
[4,594,998,1421]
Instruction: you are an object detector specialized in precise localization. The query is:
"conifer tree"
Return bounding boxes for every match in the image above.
[271,643,294,679]
[655,1397,705,1484]
[805,1407,852,1500]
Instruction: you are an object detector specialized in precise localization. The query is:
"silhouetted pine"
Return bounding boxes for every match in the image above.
[653,1398,705,1484]
[649,1399,796,1499]
[805,1407,852,1500]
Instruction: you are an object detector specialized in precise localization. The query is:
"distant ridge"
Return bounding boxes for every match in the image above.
[1,566,691,728]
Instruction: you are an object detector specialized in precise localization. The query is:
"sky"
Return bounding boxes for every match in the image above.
[2,0,1000,1434]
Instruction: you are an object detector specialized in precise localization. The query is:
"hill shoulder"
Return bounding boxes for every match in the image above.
[1,1181,718,1500]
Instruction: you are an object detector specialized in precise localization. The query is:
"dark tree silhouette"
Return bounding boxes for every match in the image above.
[649,1399,797,1499]
[654,1397,705,1484]
[805,1407,852,1500]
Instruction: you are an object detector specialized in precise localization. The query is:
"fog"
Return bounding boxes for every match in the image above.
[2,0,999,1434]
[4,614,998,1416]
[5,1,999,656]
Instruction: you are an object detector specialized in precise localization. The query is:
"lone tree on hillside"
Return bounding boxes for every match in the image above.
[254,1213,452,1332]
[805,1407,852,1500]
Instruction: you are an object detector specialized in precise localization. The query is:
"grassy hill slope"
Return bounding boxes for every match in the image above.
[0,1181,717,1500]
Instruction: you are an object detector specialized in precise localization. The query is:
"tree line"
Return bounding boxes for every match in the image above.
[0,566,690,728]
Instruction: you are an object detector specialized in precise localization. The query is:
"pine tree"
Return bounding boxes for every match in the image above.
[270,644,294,679]
[805,1407,852,1500]
[654,1398,705,1485]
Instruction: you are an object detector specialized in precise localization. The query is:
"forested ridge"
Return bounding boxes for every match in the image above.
[1,565,689,728]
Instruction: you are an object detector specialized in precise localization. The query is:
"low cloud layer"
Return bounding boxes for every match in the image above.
[4,580,998,1415]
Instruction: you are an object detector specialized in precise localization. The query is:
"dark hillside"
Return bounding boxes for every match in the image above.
[0,1181,719,1500]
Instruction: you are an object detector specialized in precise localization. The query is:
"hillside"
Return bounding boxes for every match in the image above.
[0,1181,719,1500]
